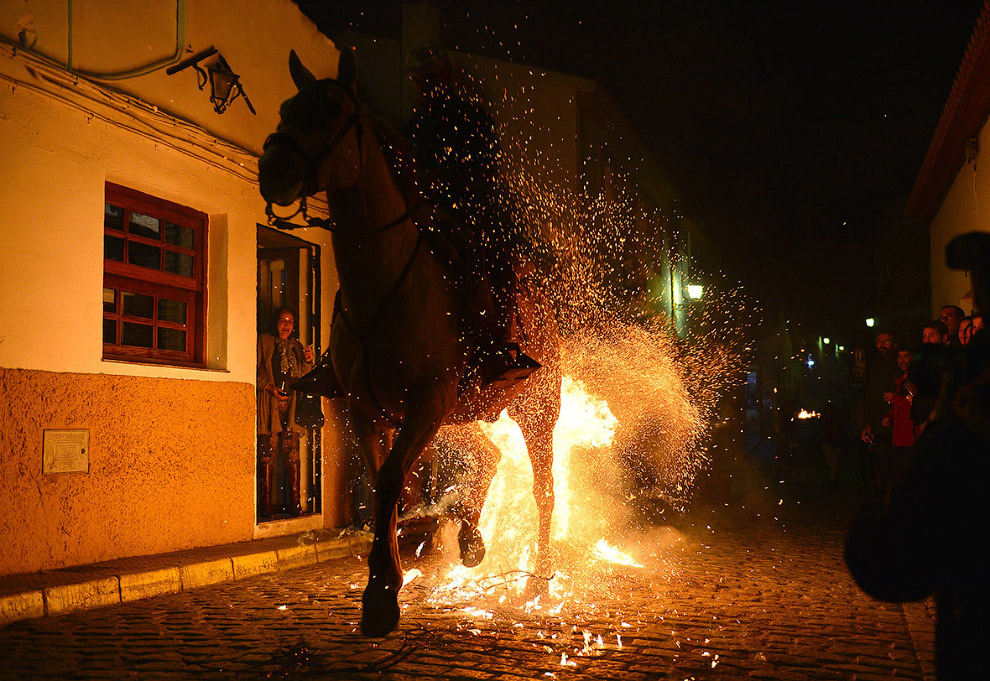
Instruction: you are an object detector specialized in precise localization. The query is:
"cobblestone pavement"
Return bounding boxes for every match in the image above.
[0,482,935,681]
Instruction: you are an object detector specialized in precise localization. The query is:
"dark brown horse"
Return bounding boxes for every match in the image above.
[258,48,561,637]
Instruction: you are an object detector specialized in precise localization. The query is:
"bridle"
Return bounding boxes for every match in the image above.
[263,78,366,232]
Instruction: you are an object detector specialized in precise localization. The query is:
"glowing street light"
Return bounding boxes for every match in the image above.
[822,337,831,345]
[865,317,875,328]
[686,284,704,300]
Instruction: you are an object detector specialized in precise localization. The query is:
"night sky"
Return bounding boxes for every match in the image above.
[296,0,985,341]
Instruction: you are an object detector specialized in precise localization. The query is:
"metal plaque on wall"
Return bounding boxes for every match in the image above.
[43,429,90,474]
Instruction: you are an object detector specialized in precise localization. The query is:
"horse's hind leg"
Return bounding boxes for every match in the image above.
[441,422,502,567]
[513,411,555,578]
[511,366,561,581]
[360,399,447,638]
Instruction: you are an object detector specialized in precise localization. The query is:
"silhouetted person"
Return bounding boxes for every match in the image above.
[939,305,964,347]
[846,333,990,680]
[859,331,899,495]
[403,41,538,385]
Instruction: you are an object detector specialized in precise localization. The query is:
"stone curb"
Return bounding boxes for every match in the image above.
[0,534,371,628]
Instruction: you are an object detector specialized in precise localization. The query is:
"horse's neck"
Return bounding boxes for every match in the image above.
[328,127,421,329]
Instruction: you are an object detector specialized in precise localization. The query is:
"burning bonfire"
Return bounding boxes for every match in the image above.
[390,139,754,621]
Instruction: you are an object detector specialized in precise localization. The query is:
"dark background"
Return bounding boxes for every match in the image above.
[296,0,984,342]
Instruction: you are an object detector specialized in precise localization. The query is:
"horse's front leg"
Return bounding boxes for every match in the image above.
[361,394,448,637]
[512,401,558,582]
[441,422,502,567]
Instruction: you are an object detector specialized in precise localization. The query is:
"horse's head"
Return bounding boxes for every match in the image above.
[259,48,362,207]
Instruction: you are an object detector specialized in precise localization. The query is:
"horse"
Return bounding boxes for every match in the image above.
[258,47,562,637]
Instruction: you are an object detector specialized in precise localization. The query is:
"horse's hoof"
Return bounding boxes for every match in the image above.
[360,581,400,638]
[458,524,486,568]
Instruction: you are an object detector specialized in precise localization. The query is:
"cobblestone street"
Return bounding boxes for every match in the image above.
[0,480,935,681]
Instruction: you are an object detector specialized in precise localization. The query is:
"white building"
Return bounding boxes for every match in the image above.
[0,0,352,576]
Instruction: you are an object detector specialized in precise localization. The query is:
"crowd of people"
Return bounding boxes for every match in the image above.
[856,304,983,495]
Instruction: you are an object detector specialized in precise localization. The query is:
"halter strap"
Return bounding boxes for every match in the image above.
[263,78,364,210]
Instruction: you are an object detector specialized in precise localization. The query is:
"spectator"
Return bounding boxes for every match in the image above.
[939,305,964,347]
[257,307,314,519]
[959,316,973,346]
[820,402,841,485]
[972,313,984,337]
[846,351,990,680]
[922,321,949,345]
[881,347,916,488]
[859,331,899,495]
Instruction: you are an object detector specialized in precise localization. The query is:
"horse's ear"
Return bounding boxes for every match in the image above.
[336,44,358,88]
[288,49,316,91]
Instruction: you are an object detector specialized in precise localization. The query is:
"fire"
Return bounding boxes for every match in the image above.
[477,375,617,547]
[425,375,659,608]
[796,409,820,419]
[591,538,643,568]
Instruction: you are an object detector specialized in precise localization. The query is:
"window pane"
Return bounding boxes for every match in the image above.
[158,328,186,352]
[165,222,194,249]
[129,211,161,239]
[128,242,161,270]
[122,291,154,319]
[104,235,124,261]
[105,204,124,230]
[121,322,153,348]
[103,319,117,344]
[103,288,116,313]
[159,299,187,324]
[164,251,194,277]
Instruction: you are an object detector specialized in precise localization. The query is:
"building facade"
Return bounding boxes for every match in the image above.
[0,0,352,577]
[905,1,990,316]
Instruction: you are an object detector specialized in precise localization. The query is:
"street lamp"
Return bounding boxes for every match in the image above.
[865,317,875,328]
[822,337,830,345]
[686,284,704,300]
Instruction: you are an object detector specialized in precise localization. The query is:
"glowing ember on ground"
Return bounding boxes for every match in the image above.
[402,568,423,587]
[796,409,820,419]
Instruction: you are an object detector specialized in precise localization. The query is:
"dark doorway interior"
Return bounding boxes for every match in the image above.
[257,225,323,523]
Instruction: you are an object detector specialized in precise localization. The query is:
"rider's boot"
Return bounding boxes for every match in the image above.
[482,340,541,386]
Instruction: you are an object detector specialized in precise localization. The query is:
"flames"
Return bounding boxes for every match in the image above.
[419,375,651,607]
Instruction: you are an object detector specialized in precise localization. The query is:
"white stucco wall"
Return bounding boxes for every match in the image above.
[0,0,341,380]
[928,120,990,315]
[0,1,355,572]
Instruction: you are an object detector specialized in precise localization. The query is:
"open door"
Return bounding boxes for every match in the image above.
[257,225,322,523]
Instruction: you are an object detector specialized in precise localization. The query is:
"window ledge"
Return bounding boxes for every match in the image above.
[101,358,229,373]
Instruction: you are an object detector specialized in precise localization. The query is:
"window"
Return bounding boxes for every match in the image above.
[103,183,207,365]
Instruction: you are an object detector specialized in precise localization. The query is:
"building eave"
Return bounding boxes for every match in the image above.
[905,0,990,223]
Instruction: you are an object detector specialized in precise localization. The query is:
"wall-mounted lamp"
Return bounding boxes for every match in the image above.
[822,337,830,345]
[865,317,875,328]
[166,47,256,115]
[686,284,704,300]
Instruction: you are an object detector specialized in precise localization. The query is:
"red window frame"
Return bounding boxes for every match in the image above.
[103,182,207,366]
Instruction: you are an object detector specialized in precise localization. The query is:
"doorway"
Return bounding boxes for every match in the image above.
[257,225,323,523]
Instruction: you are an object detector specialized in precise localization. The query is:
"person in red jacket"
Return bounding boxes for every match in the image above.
[881,347,916,488]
